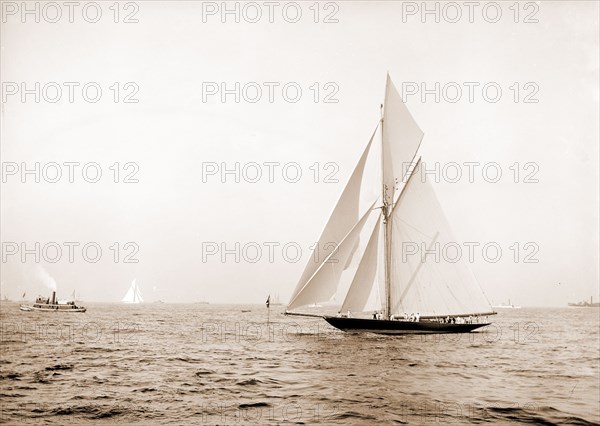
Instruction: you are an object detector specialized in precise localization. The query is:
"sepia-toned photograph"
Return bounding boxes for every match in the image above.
[1,1,598,424]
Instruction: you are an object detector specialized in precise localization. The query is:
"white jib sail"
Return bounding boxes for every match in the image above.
[288,128,377,306]
[389,165,493,317]
[287,202,377,311]
[382,74,423,205]
[340,215,382,313]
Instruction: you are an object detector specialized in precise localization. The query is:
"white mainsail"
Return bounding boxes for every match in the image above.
[122,279,144,304]
[287,75,493,319]
[389,162,493,317]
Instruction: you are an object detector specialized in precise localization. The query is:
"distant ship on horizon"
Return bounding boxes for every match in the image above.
[568,296,600,308]
[20,291,86,312]
[492,299,521,309]
[0,281,11,302]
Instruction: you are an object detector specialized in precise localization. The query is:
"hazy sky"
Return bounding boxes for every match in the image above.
[1,1,598,306]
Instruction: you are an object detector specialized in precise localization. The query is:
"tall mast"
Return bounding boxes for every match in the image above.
[380,102,392,320]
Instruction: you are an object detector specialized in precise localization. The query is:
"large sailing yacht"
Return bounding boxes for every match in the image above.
[285,75,496,334]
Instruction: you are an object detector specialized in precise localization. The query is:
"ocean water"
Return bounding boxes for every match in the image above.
[1,302,598,425]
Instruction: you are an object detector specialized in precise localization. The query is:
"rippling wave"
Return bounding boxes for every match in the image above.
[1,302,598,425]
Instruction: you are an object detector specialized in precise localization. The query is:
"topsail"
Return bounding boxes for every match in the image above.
[382,75,423,205]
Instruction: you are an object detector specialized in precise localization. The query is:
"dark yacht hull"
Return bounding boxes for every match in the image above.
[324,316,488,334]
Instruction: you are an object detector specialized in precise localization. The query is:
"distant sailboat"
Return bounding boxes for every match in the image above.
[121,279,144,304]
[285,75,496,334]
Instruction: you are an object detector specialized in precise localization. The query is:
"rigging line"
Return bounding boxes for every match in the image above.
[390,139,424,215]
[395,231,440,310]
[428,259,458,313]
[394,216,438,241]
[432,255,478,314]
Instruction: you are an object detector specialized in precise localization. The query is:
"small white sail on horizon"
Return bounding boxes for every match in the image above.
[121,279,144,304]
[286,75,495,320]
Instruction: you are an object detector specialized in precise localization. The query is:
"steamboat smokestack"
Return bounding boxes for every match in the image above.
[51,291,56,305]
